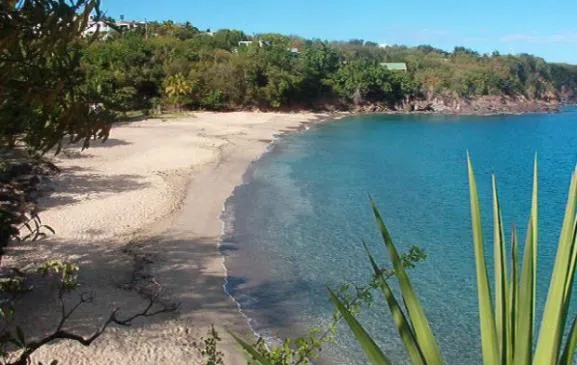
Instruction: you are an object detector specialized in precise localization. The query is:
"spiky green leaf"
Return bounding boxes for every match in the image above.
[371,202,444,365]
[492,175,509,364]
[329,289,392,365]
[229,332,275,365]
[467,155,500,365]
[534,169,577,364]
[363,243,426,365]
[560,315,577,365]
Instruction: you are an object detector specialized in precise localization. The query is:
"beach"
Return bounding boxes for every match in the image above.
[6,111,327,365]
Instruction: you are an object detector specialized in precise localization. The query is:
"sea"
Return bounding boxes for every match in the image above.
[221,106,577,364]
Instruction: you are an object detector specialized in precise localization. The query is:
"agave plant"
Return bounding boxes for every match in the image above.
[328,156,577,365]
[235,157,577,365]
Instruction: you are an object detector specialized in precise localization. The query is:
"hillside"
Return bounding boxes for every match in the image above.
[82,21,577,114]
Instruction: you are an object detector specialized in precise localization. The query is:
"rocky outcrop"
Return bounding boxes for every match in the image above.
[560,86,577,104]
[406,94,561,115]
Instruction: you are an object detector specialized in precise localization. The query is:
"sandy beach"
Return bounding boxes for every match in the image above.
[6,111,328,364]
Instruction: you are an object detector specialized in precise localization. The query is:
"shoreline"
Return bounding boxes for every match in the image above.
[204,99,574,118]
[11,106,569,364]
[216,113,341,344]
[9,111,332,365]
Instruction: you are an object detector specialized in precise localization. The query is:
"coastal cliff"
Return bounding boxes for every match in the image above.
[353,93,568,115]
[409,94,562,114]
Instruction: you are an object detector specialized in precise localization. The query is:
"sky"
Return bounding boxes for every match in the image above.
[102,0,577,64]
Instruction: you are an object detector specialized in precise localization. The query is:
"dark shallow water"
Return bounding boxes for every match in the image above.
[221,107,577,364]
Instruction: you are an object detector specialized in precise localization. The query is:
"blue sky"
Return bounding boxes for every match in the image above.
[102,0,577,64]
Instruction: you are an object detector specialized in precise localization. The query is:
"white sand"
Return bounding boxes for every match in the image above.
[5,112,328,365]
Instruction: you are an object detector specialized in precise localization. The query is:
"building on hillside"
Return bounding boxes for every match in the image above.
[237,40,271,48]
[82,20,112,37]
[82,20,145,37]
[115,20,146,32]
[380,62,408,71]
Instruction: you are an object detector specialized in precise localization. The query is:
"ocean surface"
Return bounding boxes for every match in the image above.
[221,107,577,364]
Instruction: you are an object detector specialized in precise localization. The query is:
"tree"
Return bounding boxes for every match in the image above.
[327,61,394,104]
[82,32,162,113]
[72,10,576,112]
[0,0,113,154]
[213,29,248,51]
[0,3,176,364]
[300,42,341,101]
[164,73,193,110]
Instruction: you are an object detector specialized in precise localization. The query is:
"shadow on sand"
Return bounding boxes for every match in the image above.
[39,165,150,209]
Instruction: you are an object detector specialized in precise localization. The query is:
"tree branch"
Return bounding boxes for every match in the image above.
[9,290,178,365]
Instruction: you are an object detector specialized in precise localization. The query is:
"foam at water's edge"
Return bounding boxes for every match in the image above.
[217,132,294,345]
[218,203,260,339]
[216,115,345,348]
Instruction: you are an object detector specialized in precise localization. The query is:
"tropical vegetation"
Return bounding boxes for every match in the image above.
[78,22,577,113]
[0,2,174,364]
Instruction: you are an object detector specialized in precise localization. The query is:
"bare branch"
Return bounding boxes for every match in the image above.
[9,292,178,365]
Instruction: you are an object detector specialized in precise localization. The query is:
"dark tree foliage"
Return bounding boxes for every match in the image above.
[0,5,177,365]
[0,0,113,154]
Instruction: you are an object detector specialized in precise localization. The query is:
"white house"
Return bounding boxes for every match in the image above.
[82,20,145,37]
[115,20,145,32]
[82,20,112,37]
[237,40,271,48]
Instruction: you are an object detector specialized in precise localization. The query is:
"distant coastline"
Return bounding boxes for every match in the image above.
[202,96,572,118]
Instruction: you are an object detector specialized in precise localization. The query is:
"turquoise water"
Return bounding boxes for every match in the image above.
[222,107,577,364]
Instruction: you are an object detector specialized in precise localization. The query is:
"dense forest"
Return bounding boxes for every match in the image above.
[81,20,577,114]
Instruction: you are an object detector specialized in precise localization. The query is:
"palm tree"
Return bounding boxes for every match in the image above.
[164,73,193,111]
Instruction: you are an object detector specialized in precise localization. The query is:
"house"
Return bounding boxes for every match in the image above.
[115,20,145,32]
[237,40,271,48]
[82,20,145,37]
[380,62,408,71]
[82,20,113,36]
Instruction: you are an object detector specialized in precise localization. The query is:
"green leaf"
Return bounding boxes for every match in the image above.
[507,225,519,365]
[560,315,577,365]
[371,201,444,365]
[466,155,500,365]
[363,243,426,365]
[328,289,392,365]
[229,332,275,365]
[531,157,539,311]
[513,219,535,365]
[492,175,509,364]
[534,169,577,365]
